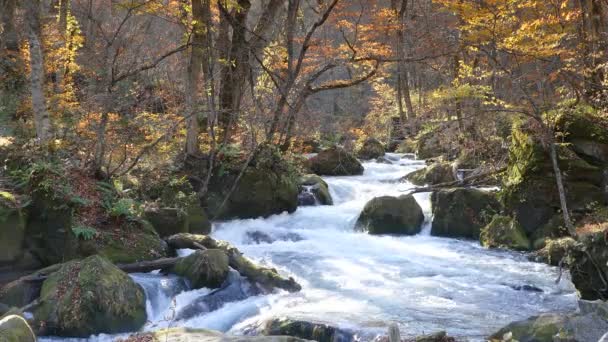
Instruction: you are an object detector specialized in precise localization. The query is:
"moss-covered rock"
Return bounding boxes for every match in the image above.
[556,106,608,164]
[567,231,608,300]
[356,195,424,235]
[534,237,577,266]
[395,138,417,154]
[186,205,212,235]
[299,174,333,205]
[480,215,530,251]
[0,191,25,265]
[356,138,385,160]
[490,310,608,342]
[309,146,364,176]
[431,188,500,239]
[166,234,301,293]
[262,318,353,342]
[416,131,456,159]
[501,125,607,236]
[403,162,454,186]
[144,207,188,237]
[34,255,146,337]
[172,249,229,289]
[206,145,299,220]
[88,219,168,264]
[0,315,36,342]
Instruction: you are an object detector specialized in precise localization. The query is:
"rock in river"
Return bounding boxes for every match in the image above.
[356,195,424,235]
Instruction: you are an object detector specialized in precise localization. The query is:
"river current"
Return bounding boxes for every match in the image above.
[40,154,578,342]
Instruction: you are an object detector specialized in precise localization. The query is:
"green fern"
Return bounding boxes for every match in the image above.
[72,225,97,240]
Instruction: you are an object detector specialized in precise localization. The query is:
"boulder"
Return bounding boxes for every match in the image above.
[489,308,608,342]
[395,138,417,154]
[0,192,25,265]
[172,249,229,289]
[121,327,311,342]
[431,188,500,239]
[480,215,531,251]
[206,145,299,219]
[299,175,333,206]
[403,162,454,186]
[534,237,577,266]
[567,231,608,300]
[356,195,424,235]
[501,125,607,236]
[0,315,36,342]
[556,107,608,164]
[186,205,212,235]
[309,146,364,176]
[416,131,455,159]
[166,234,301,293]
[34,255,146,337]
[144,207,188,237]
[262,318,353,342]
[356,138,385,160]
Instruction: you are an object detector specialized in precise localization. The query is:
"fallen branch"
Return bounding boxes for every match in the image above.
[402,166,506,195]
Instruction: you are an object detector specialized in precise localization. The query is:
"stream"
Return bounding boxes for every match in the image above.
[40,154,578,342]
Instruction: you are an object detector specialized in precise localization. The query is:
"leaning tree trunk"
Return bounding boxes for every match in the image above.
[549,138,576,236]
[26,0,53,143]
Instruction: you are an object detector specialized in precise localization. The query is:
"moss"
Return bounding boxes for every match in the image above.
[356,138,385,160]
[535,237,577,266]
[95,220,167,264]
[356,195,424,235]
[404,162,453,186]
[480,215,530,251]
[34,255,146,337]
[172,249,229,289]
[0,315,36,342]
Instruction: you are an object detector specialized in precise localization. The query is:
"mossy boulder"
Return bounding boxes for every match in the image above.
[172,249,229,289]
[0,315,36,342]
[166,234,301,293]
[0,191,25,265]
[309,146,364,176]
[299,175,333,205]
[501,125,607,236]
[34,255,146,337]
[556,106,608,164]
[416,131,455,159]
[534,237,577,266]
[403,162,454,186]
[567,231,608,300]
[144,207,188,237]
[262,318,353,342]
[186,205,212,235]
[431,188,500,239]
[395,138,417,154]
[480,215,531,251]
[490,310,608,342]
[356,195,424,235]
[206,145,298,219]
[356,138,385,160]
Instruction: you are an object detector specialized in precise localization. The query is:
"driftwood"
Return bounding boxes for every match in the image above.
[116,257,181,274]
[403,166,506,195]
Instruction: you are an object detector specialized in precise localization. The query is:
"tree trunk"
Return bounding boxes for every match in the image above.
[0,0,19,52]
[26,0,53,143]
[453,54,464,132]
[549,138,576,236]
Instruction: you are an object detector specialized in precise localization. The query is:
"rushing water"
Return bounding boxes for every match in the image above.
[40,154,578,342]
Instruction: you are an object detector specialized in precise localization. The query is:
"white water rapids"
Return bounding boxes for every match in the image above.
[40,154,578,342]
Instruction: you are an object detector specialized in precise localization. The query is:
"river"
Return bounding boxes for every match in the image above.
[40,154,578,342]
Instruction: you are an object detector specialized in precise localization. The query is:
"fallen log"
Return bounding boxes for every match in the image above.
[403,166,506,195]
[116,257,181,274]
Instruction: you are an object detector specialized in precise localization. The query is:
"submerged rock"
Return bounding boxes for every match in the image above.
[121,327,311,342]
[357,138,385,160]
[480,215,531,251]
[262,318,354,342]
[431,188,500,239]
[0,315,36,342]
[299,174,333,206]
[172,249,230,289]
[34,255,146,337]
[309,146,364,176]
[356,195,424,235]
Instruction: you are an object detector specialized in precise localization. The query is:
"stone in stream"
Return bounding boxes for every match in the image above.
[171,249,230,289]
[356,138,386,160]
[431,188,500,239]
[34,254,147,337]
[299,174,333,206]
[356,195,424,235]
[308,146,364,176]
[0,315,36,342]
[174,270,260,321]
[403,161,454,186]
[120,328,311,342]
[261,318,354,342]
